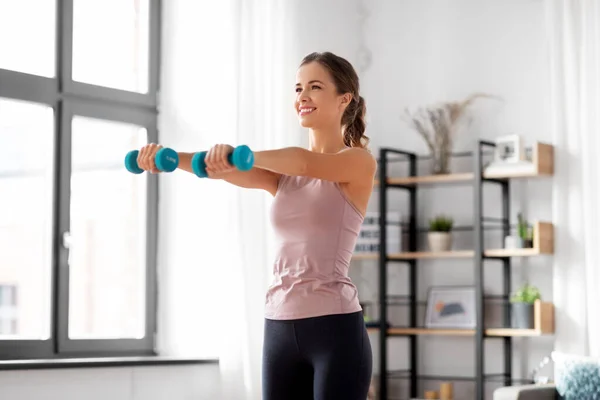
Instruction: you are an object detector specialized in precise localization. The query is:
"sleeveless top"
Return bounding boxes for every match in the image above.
[264,174,364,320]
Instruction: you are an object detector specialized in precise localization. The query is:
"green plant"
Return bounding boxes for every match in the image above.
[510,283,541,304]
[429,215,454,232]
[526,225,534,241]
[517,212,530,240]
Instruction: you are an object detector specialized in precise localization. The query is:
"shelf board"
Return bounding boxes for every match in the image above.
[366,301,555,337]
[351,253,379,260]
[374,173,474,186]
[367,327,549,337]
[389,250,474,259]
[352,222,554,260]
[387,328,475,336]
[355,249,548,261]
[373,142,554,186]
[484,248,543,257]
[486,328,549,337]
[374,169,552,187]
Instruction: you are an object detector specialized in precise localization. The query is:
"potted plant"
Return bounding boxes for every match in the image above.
[517,213,534,248]
[428,215,453,252]
[509,283,541,329]
[504,212,533,249]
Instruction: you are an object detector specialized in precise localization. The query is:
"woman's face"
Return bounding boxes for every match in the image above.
[294,61,350,129]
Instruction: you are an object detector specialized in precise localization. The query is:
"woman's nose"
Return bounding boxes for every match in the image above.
[298,91,310,102]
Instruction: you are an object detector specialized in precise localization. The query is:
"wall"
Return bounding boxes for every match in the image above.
[0,364,221,400]
[351,0,555,399]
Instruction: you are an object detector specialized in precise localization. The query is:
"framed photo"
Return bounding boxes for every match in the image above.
[494,134,524,163]
[355,211,401,254]
[424,286,476,329]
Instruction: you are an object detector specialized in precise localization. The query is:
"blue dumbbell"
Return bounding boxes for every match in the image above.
[124,147,180,174]
[191,145,254,178]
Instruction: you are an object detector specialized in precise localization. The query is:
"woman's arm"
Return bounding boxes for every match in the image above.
[252,147,377,184]
[177,151,280,196]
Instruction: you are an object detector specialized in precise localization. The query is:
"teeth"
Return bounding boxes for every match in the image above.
[300,108,315,115]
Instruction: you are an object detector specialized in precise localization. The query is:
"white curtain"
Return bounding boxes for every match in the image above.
[218,1,303,399]
[158,0,302,399]
[546,0,600,358]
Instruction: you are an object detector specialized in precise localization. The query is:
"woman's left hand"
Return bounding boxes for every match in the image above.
[205,143,237,175]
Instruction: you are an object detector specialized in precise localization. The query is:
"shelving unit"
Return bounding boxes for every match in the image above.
[366,140,555,400]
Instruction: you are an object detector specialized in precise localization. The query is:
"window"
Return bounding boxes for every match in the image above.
[0,0,160,360]
[0,285,18,336]
[72,0,150,92]
[68,116,149,340]
[0,99,54,341]
[0,0,56,77]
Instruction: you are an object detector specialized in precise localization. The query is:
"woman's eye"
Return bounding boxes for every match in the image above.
[295,88,302,93]
[312,85,321,90]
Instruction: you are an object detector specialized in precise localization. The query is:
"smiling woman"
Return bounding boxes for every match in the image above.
[257,52,375,400]
[135,51,375,399]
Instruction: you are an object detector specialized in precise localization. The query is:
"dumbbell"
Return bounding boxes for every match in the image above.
[191,145,254,178]
[124,147,179,174]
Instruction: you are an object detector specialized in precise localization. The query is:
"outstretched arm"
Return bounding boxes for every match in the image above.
[252,147,377,184]
[177,151,280,196]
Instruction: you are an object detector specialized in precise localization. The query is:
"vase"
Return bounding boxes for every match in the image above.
[427,232,452,252]
[431,147,451,175]
[511,302,534,329]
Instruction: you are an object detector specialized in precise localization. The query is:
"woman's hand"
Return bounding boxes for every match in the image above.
[137,143,163,173]
[205,144,237,176]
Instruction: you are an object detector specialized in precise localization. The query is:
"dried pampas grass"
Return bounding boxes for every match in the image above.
[402,93,501,174]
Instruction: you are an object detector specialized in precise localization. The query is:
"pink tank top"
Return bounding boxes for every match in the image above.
[264,174,364,320]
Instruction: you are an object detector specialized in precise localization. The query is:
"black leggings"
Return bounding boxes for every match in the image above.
[262,311,373,400]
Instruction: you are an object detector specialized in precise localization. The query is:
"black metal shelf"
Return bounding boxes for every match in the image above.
[372,139,553,400]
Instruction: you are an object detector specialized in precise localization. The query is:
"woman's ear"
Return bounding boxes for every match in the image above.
[339,93,353,111]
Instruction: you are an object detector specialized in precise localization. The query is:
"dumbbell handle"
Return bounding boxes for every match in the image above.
[191,145,254,178]
[124,147,179,174]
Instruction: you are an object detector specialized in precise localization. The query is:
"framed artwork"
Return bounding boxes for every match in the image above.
[424,286,476,329]
[493,134,524,164]
[355,211,402,254]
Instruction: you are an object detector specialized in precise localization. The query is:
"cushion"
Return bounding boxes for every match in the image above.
[552,351,600,400]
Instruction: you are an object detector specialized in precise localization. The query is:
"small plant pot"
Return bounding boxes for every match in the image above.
[511,302,534,329]
[504,235,524,249]
[428,232,452,252]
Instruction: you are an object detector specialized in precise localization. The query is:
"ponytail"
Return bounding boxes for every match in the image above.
[343,95,369,148]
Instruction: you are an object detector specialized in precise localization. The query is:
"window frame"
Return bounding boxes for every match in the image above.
[0,0,161,361]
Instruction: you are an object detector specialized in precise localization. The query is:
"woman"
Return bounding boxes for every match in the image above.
[137,51,375,399]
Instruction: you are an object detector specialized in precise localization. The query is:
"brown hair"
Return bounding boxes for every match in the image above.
[300,52,369,148]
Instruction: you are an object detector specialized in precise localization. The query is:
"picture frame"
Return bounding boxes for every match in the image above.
[493,134,524,164]
[424,286,476,329]
[355,211,402,254]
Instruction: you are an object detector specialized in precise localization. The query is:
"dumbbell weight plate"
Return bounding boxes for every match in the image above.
[125,150,144,174]
[191,151,209,178]
[155,148,180,172]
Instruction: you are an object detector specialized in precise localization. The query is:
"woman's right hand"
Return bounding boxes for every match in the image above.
[137,143,163,174]
[205,144,236,176]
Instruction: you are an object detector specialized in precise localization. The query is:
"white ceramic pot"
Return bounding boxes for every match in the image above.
[428,232,452,252]
[504,235,524,249]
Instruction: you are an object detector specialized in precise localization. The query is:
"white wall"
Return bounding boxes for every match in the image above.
[352,0,555,399]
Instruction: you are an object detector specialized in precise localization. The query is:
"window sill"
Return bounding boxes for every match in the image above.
[0,356,218,371]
